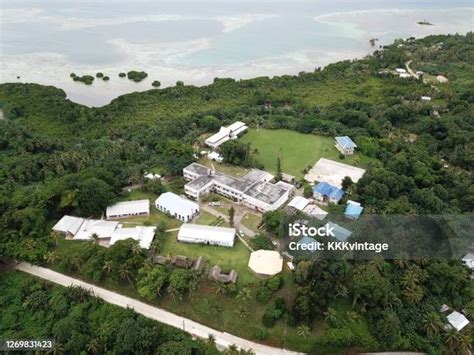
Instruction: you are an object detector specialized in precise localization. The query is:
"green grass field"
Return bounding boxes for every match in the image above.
[161,231,257,284]
[241,213,263,233]
[240,129,370,178]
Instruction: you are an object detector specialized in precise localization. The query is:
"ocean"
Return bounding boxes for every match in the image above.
[1,0,473,106]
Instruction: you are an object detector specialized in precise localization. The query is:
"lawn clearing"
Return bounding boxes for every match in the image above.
[240,129,371,179]
[161,231,256,284]
[117,189,182,229]
[241,213,263,233]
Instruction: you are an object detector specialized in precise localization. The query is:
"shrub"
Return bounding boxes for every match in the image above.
[176,80,184,86]
[70,73,76,78]
[102,76,110,81]
[250,234,273,250]
[119,72,126,78]
[152,80,161,88]
[96,72,104,78]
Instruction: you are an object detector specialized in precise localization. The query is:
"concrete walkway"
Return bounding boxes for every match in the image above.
[405,60,419,80]
[16,262,302,355]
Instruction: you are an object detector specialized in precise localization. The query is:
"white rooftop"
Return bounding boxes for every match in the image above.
[106,199,150,218]
[52,215,84,235]
[248,250,283,276]
[462,253,474,270]
[155,192,199,215]
[447,311,470,331]
[288,196,310,211]
[205,121,247,146]
[178,223,236,246]
[109,226,156,249]
[303,204,328,220]
[73,219,119,240]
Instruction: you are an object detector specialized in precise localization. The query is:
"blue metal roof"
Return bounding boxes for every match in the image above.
[344,203,363,219]
[313,182,344,202]
[335,136,357,149]
[325,222,352,242]
[297,236,318,253]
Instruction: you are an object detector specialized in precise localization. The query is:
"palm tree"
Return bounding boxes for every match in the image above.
[402,285,424,304]
[118,264,134,289]
[207,334,216,347]
[51,231,61,246]
[26,239,37,250]
[236,305,249,319]
[225,344,239,354]
[102,260,114,274]
[443,328,461,353]
[214,281,227,294]
[236,287,251,304]
[324,307,339,327]
[297,324,310,338]
[86,338,100,354]
[346,311,361,323]
[91,233,100,245]
[422,312,443,338]
[44,251,59,265]
[393,254,410,269]
[47,342,64,355]
[130,241,142,256]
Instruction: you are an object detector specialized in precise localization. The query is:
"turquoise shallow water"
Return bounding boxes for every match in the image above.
[1,0,473,106]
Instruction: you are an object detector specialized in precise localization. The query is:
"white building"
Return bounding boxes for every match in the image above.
[183,163,291,213]
[421,96,432,101]
[462,253,474,270]
[447,311,470,332]
[109,226,156,249]
[205,121,248,148]
[288,196,310,211]
[399,73,411,78]
[335,136,357,155]
[52,215,156,249]
[396,68,407,74]
[52,215,85,237]
[53,215,118,241]
[177,223,236,247]
[155,192,199,222]
[106,199,150,220]
[302,204,328,221]
[208,151,224,163]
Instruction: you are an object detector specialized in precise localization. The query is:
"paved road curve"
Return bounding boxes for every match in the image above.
[16,262,302,355]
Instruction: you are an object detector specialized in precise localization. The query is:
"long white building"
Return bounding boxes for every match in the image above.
[177,223,236,247]
[155,192,199,222]
[106,199,150,220]
[52,215,155,249]
[204,121,248,149]
[183,163,293,213]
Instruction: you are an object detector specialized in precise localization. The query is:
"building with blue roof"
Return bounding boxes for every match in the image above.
[324,222,352,242]
[296,236,319,253]
[313,182,344,204]
[335,136,357,155]
[345,201,364,220]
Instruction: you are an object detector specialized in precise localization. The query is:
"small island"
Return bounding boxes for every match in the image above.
[127,70,148,82]
[417,20,434,26]
[70,73,94,85]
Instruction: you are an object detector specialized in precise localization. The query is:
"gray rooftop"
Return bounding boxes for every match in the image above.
[244,181,287,204]
[186,175,215,190]
[185,163,212,176]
